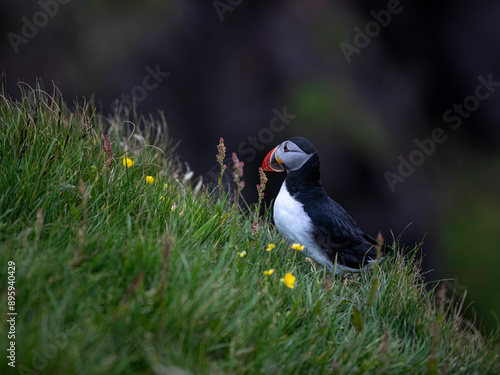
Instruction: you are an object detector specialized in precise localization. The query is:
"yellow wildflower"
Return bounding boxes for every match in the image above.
[291,243,305,251]
[146,176,155,184]
[123,158,134,168]
[263,269,275,276]
[237,251,247,258]
[280,273,296,289]
[266,244,276,252]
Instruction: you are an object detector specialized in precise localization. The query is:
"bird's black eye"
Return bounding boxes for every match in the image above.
[283,144,289,152]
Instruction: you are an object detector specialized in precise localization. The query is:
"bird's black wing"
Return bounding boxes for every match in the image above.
[304,197,378,269]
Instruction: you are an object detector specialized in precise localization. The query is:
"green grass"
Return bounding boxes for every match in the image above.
[0,86,499,374]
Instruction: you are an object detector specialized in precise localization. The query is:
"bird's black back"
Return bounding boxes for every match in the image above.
[285,152,378,269]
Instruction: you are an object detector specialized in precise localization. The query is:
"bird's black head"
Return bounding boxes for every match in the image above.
[261,137,318,172]
[262,136,324,196]
[287,137,317,155]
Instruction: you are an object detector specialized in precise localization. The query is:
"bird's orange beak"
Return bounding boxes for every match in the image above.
[262,146,284,172]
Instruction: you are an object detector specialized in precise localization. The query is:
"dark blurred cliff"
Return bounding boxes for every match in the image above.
[1,0,499,331]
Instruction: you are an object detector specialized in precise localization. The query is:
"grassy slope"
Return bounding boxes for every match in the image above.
[0,88,499,375]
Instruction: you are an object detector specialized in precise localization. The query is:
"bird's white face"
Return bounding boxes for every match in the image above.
[275,140,314,171]
[262,140,314,172]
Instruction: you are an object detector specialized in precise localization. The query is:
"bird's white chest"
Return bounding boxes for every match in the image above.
[273,183,334,271]
[273,183,312,245]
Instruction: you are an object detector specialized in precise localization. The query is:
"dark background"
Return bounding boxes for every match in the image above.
[2,0,499,332]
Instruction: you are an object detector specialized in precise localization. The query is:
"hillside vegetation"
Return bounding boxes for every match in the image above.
[0,87,499,374]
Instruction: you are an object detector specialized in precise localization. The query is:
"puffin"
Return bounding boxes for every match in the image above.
[261,137,380,274]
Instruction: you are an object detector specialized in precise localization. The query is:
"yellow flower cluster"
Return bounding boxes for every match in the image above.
[237,251,247,258]
[262,243,302,289]
[291,243,305,251]
[122,158,159,188]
